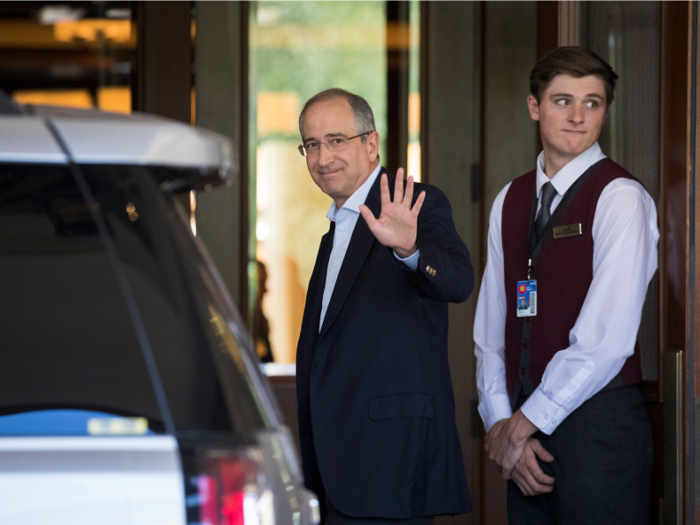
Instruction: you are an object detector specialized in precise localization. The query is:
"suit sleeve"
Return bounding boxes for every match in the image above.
[396,184,474,303]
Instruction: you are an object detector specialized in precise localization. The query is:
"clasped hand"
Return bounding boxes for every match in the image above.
[359,168,425,258]
[485,410,555,496]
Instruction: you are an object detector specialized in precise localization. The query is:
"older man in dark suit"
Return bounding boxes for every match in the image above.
[295,88,473,525]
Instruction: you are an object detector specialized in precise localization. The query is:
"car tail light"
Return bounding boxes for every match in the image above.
[197,447,275,525]
[183,429,320,525]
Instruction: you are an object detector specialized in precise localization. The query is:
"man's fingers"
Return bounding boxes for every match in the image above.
[530,439,554,463]
[512,470,534,497]
[518,468,554,496]
[411,191,426,217]
[359,204,378,229]
[513,460,554,496]
[403,175,414,208]
[520,440,555,487]
[525,456,555,486]
[380,173,391,208]
[394,167,404,204]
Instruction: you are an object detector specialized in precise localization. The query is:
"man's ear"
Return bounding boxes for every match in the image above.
[527,94,540,122]
[367,131,380,162]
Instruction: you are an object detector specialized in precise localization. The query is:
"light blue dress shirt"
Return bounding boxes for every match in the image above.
[319,166,420,330]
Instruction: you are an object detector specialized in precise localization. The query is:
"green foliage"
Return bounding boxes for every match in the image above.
[251,0,388,157]
[257,1,384,26]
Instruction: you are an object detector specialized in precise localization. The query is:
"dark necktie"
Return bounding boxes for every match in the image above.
[535,182,557,239]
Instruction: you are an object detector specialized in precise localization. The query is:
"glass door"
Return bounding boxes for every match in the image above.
[248,1,420,364]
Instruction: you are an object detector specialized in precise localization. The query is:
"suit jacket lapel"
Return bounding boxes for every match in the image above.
[318,169,387,339]
[297,223,334,358]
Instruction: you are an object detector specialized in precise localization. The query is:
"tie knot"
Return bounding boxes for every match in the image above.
[540,182,557,208]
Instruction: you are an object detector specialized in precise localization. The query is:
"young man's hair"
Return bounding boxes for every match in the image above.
[530,46,618,106]
[298,88,376,142]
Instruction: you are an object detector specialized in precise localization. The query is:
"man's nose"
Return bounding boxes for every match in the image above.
[569,103,584,123]
[317,142,334,165]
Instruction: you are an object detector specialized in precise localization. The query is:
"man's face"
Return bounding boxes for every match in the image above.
[528,74,607,168]
[301,98,379,208]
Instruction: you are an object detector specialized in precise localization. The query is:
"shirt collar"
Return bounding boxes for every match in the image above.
[326,164,382,221]
[535,142,607,198]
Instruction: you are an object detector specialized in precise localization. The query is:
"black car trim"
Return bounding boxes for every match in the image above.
[0,90,21,115]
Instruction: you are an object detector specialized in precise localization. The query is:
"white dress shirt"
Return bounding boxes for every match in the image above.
[320,166,420,330]
[474,142,659,435]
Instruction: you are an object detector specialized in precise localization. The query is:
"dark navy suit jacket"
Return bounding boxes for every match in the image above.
[296,168,473,520]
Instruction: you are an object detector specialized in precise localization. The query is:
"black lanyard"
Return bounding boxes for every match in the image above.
[511,159,605,406]
[525,159,605,279]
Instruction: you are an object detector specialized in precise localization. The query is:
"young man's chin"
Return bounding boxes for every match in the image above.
[551,143,590,161]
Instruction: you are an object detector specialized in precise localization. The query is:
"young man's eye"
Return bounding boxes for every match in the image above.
[556,98,569,106]
[586,100,599,109]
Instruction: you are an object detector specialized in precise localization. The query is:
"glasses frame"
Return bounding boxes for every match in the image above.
[297,131,371,157]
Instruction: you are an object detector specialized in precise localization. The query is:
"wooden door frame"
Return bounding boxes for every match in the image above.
[689,3,700,523]
[658,4,697,523]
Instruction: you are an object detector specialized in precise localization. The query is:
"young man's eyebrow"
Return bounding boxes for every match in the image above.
[548,92,605,99]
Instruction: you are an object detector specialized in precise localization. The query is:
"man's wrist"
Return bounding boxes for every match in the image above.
[511,409,538,442]
[394,243,418,259]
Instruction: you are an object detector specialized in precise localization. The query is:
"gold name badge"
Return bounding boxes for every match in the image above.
[553,223,583,239]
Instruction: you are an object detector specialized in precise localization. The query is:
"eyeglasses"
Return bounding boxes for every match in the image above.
[298,132,371,157]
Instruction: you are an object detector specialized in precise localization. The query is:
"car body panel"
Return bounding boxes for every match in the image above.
[52,117,232,169]
[0,436,185,525]
[0,116,67,163]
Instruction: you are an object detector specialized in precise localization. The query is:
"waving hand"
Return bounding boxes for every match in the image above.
[359,168,426,258]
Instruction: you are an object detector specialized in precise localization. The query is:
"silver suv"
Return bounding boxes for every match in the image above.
[0,94,319,525]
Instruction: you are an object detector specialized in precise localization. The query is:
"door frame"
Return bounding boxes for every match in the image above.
[539,3,693,524]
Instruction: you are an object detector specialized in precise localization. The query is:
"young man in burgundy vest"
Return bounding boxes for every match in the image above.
[474,47,658,524]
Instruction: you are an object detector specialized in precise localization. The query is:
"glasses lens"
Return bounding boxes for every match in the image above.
[304,144,320,156]
[327,138,346,151]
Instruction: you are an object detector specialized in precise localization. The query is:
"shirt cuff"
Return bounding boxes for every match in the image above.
[478,392,512,432]
[394,249,420,271]
[519,386,568,435]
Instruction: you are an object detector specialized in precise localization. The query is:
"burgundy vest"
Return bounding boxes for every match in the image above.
[502,158,643,396]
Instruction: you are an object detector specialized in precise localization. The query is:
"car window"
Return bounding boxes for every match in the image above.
[0,163,165,431]
[79,165,268,433]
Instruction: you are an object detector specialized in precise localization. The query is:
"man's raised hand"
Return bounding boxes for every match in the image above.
[359,168,426,258]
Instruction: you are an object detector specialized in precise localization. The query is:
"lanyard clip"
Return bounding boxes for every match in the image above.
[527,258,533,281]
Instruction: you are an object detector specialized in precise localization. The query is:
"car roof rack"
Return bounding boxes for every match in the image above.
[0,90,22,116]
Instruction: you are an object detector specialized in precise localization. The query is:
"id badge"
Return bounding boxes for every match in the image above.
[516,280,537,317]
